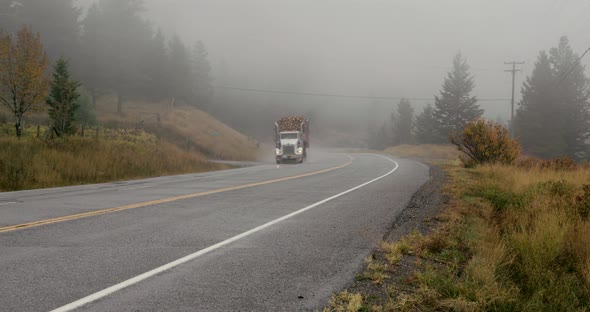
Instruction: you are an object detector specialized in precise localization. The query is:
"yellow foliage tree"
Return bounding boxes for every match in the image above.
[0,26,49,137]
[451,118,521,167]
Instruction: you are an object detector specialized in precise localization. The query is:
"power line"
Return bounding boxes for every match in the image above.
[213,85,510,102]
[555,46,590,87]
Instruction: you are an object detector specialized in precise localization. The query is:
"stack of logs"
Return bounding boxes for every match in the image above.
[277,116,305,132]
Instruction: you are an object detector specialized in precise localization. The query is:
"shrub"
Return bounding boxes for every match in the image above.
[451,119,520,167]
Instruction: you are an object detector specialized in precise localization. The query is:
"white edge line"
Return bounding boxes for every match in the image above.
[0,202,17,206]
[51,154,399,312]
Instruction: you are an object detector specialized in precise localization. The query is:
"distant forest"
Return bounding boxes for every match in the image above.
[0,0,213,113]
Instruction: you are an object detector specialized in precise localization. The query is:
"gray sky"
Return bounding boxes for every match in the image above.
[82,0,590,120]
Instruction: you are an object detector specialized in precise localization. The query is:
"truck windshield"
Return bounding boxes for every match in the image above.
[281,133,298,140]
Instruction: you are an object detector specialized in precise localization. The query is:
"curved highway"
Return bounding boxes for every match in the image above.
[0,151,429,311]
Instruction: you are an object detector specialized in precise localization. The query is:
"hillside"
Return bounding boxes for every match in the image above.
[95,96,259,161]
[0,97,260,192]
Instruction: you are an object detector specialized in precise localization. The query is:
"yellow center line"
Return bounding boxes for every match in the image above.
[0,158,354,234]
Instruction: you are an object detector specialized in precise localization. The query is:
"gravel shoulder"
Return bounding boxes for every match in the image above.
[326,163,448,305]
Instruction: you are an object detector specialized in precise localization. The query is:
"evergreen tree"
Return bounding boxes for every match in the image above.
[514,51,564,157]
[79,3,105,108]
[415,104,441,144]
[433,53,483,142]
[142,28,169,101]
[392,98,414,145]
[81,0,152,113]
[550,36,590,159]
[368,122,391,150]
[168,35,193,104]
[516,37,590,159]
[191,40,213,109]
[47,58,81,137]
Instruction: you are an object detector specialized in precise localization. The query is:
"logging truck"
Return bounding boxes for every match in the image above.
[274,116,310,164]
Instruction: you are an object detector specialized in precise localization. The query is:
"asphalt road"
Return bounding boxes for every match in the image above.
[0,151,429,311]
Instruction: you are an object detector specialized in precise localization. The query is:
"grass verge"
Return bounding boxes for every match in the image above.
[325,162,590,311]
[0,125,225,191]
[384,144,460,163]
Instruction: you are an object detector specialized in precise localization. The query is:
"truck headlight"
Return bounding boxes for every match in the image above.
[276,148,282,155]
[296,147,303,154]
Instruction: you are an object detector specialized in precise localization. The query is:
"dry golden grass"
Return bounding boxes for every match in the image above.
[473,164,590,194]
[326,162,590,311]
[323,291,364,312]
[0,95,255,192]
[96,96,258,161]
[384,144,460,162]
[437,164,590,310]
[0,132,225,191]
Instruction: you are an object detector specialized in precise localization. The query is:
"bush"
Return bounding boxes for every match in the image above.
[451,119,520,167]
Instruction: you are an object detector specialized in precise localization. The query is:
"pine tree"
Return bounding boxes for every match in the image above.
[550,36,590,159]
[81,0,152,113]
[514,51,564,157]
[143,28,169,101]
[515,37,590,159]
[433,53,483,142]
[415,104,441,144]
[191,40,213,109]
[80,3,104,108]
[392,98,414,145]
[47,58,81,137]
[168,35,193,104]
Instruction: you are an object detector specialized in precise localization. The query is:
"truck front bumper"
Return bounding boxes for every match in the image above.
[277,154,303,161]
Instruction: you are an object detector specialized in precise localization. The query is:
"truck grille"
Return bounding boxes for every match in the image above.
[283,145,295,155]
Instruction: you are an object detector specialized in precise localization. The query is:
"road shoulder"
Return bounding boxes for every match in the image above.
[322,163,448,310]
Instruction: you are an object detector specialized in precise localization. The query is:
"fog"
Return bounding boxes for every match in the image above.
[136,0,590,120]
[30,0,590,147]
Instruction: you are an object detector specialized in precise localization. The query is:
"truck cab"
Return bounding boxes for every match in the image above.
[274,116,310,164]
[275,131,306,164]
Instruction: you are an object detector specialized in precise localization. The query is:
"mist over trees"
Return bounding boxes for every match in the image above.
[1,1,590,161]
[372,53,483,147]
[0,0,80,61]
[433,53,483,142]
[392,98,414,145]
[414,104,439,144]
[0,0,214,114]
[515,36,590,160]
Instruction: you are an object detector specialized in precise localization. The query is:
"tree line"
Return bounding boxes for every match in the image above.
[0,0,213,115]
[0,26,85,137]
[374,37,590,161]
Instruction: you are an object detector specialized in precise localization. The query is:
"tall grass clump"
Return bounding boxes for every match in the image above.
[437,164,590,310]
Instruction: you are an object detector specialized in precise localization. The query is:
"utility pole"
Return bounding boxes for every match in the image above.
[505,61,525,136]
